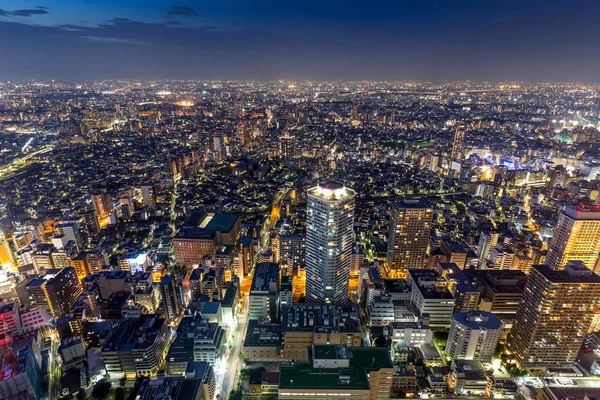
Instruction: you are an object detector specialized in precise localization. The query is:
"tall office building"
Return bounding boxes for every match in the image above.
[306,182,355,303]
[477,230,498,268]
[507,262,600,369]
[452,125,466,160]
[386,199,433,277]
[546,205,600,273]
[91,193,111,218]
[279,133,297,160]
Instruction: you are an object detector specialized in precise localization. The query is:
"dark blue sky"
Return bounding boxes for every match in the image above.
[1,0,599,82]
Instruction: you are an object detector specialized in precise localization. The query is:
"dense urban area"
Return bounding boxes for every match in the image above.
[1,80,600,400]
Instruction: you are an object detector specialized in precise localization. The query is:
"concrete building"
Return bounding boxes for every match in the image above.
[102,314,171,378]
[306,182,355,303]
[166,315,226,375]
[465,269,527,325]
[278,345,394,400]
[507,262,600,369]
[446,311,502,362]
[249,262,280,322]
[243,320,282,362]
[137,362,216,400]
[0,336,42,400]
[201,213,241,245]
[172,228,217,268]
[436,263,480,313]
[368,295,395,326]
[477,231,499,268]
[407,269,455,326]
[389,321,433,346]
[281,303,362,361]
[387,199,433,276]
[16,267,82,318]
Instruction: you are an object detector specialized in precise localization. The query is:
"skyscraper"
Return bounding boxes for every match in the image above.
[507,262,600,369]
[386,199,433,277]
[452,126,467,160]
[306,181,355,303]
[546,205,600,273]
[279,133,297,160]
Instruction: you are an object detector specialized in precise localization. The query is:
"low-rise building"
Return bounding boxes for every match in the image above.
[448,359,491,396]
[407,269,455,326]
[278,345,394,399]
[102,314,170,378]
[166,314,226,375]
[281,304,362,361]
[243,320,282,362]
[136,362,216,400]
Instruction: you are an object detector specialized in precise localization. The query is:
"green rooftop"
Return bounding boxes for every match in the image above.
[279,346,393,390]
[313,344,341,360]
[204,213,239,232]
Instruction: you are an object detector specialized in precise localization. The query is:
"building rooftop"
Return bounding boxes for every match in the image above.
[279,346,392,390]
[251,262,279,293]
[203,213,240,233]
[534,263,600,283]
[453,311,502,330]
[308,181,356,201]
[244,319,281,347]
[281,304,361,333]
[102,314,165,352]
[173,227,216,240]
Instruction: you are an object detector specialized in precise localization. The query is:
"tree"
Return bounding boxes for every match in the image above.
[126,376,145,400]
[76,390,87,400]
[229,390,243,400]
[114,387,126,400]
[91,379,111,399]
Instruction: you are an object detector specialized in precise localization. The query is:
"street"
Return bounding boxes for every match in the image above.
[48,334,61,400]
[217,295,250,399]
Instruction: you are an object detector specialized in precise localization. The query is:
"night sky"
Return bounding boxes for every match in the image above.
[1,0,599,82]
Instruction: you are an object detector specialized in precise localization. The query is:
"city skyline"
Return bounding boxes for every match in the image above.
[1,0,600,82]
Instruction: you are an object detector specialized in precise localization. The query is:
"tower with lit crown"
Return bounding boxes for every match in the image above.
[306,182,355,303]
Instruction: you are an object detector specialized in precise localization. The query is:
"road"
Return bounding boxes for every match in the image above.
[48,334,61,400]
[218,296,249,399]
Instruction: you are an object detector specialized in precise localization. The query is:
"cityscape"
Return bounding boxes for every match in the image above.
[2,2,600,400]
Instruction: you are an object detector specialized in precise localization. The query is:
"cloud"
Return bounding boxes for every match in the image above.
[166,6,199,17]
[8,9,50,17]
[165,21,182,26]
[81,36,148,45]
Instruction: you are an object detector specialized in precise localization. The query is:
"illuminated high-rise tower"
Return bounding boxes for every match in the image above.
[546,205,600,273]
[386,199,433,277]
[306,182,355,303]
[507,262,600,369]
[452,125,467,160]
[279,132,296,160]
